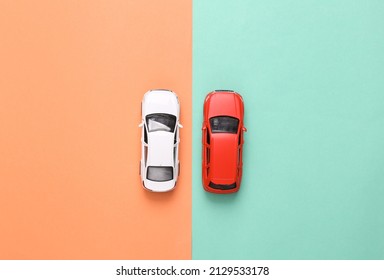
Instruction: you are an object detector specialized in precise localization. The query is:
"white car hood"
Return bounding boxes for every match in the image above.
[142,90,179,117]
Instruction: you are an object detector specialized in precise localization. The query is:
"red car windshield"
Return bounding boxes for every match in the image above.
[209,116,239,134]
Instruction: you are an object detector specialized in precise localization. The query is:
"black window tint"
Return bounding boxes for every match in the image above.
[146,113,176,133]
[144,124,148,143]
[238,130,241,145]
[209,181,236,190]
[144,146,148,166]
[210,116,239,134]
[147,166,173,182]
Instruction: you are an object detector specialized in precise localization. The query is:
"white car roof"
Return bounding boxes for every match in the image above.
[147,131,174,166]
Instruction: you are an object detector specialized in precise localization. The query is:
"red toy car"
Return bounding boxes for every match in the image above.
[202,90,246,194]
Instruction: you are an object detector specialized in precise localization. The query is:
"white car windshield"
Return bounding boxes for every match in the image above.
[147,166,173,181]
[146,113,176,133]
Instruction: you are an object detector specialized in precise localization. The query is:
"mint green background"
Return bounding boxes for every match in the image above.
[192,0,384,259]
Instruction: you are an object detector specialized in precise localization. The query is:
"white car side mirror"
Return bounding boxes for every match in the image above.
[178,123,183,128]
[138,121,144,128]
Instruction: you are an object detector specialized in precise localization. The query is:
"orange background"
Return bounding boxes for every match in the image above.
[0,0,191,259]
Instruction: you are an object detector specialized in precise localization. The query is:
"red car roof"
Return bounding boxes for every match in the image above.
[209,133,237,184]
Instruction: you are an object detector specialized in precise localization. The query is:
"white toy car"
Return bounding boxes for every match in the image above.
[139,89,182,192]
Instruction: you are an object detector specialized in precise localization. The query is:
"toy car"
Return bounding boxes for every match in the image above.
[139,89,182,192]
[202,90,246,194]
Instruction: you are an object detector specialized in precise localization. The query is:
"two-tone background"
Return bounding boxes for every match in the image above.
[1,0,383,259]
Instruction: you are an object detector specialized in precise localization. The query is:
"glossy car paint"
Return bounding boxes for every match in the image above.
[202,90,246,194]
[140,90,182,192]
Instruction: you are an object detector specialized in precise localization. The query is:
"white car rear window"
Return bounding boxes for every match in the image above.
[147,166,173,182]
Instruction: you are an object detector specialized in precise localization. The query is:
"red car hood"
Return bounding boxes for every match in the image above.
[210,133,238,184]
[207,92,241,119]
